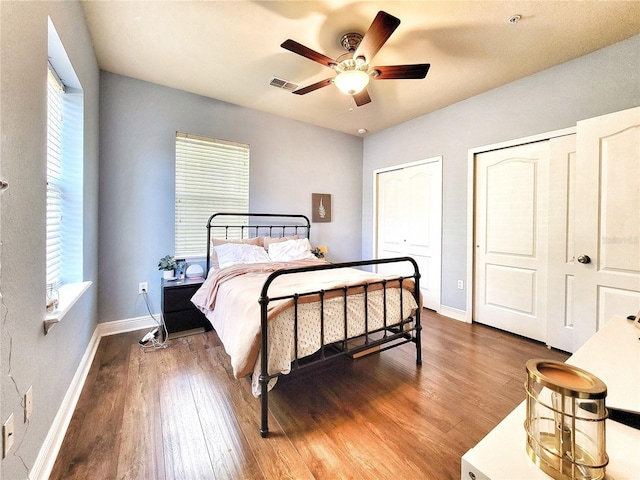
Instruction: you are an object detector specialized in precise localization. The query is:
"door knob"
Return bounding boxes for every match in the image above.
[577,254,591,264]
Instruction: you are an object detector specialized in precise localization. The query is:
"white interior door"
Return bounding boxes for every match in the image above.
[546,134,578,352]
[376,159,442,311]
[377,168,405,259]
[572,107,640,348]
[474,142,549,342]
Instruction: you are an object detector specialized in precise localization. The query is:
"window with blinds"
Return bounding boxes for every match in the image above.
[175,133,250,257]
[46,65,65,286]
[45,16,85,308]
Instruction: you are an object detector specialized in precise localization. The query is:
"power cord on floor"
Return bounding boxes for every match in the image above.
[139,289,168,352]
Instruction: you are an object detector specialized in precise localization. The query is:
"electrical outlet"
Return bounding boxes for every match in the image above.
[138,282,148,294]
[3,413,14,458]
[24,386,33,422]
[457,280,464,290]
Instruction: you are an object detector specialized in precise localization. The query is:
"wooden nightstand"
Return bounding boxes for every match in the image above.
[161,277,212,338]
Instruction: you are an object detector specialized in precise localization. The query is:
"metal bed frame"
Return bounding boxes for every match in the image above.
[205,212,422,437]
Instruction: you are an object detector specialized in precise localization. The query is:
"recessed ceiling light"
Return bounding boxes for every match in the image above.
[508,14,522,24]
[357,128,368,135]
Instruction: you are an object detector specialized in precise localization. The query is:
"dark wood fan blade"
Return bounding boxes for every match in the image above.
[354,11,400,63]
[373,64,430,80]
[281,39,337,68]
[292,78,333,95]
[353,89,371,106]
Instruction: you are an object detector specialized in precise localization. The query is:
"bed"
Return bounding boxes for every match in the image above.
[191,212,422,437]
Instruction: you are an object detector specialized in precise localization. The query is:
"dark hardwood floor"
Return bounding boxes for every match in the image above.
[50,310,568,479]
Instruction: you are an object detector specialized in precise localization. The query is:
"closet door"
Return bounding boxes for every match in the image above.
[376,159,442,311]
[474,141,549,342]
[473,107,639,351]
[572,107,640,348]
[546,134,578,352]
[377,168,405,261]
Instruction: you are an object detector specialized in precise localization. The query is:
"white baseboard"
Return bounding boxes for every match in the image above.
[96,315,159,337]
[29,327,101,480]
[30,315,157,480]
[438,305,469,323]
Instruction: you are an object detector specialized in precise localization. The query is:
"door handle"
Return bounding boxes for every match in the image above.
[577,254,591,264]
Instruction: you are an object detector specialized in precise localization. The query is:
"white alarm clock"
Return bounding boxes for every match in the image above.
[185,264,204,279]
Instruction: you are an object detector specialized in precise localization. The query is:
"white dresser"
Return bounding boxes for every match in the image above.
[461,315,640,479]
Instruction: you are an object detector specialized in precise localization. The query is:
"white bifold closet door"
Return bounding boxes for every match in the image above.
[474,141,550,343]
[375,158,442,312]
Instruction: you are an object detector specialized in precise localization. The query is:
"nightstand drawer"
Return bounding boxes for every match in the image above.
[163,309,208,334]
[163,283,200,313]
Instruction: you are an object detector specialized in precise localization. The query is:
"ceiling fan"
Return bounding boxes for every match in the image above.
[281,11,430,107]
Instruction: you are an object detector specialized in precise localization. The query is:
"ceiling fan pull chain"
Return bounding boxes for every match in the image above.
[348,95,356,112]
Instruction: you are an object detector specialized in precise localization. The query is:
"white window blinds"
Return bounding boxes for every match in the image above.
[46,65,65,286]
[175,133,250,257]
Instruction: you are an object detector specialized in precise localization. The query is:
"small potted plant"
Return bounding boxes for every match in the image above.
[158,255,177,279]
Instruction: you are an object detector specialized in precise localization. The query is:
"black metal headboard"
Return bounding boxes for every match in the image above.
[205,212,311,277]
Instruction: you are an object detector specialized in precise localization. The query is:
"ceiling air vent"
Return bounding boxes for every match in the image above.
[269,76,298,92]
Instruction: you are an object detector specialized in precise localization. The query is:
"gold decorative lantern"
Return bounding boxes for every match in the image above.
[524,359,608,480]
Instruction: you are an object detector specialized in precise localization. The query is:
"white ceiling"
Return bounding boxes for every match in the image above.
[81,1,640,136]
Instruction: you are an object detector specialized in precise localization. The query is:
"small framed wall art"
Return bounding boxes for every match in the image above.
[312,193,331,223]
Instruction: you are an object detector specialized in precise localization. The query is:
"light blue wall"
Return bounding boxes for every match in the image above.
[1,5,637,474]
[0,1,100,478]
[98,72,363,323]
[362,35,640,312]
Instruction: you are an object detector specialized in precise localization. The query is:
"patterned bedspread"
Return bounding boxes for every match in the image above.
[191,259,418,396]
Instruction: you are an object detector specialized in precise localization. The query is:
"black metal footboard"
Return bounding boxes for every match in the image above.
[257,257,422,438]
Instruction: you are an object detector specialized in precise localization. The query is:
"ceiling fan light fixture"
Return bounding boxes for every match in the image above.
[334,69,370,95]
[281,11,428,107]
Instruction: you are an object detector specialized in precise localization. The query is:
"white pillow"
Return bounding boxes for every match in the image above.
[268,238,316,262]
[261,235,299,250]
[210,237,261,268]
[214,242,271,268]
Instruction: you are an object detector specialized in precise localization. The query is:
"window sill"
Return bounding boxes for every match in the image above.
[44,281,92,334]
